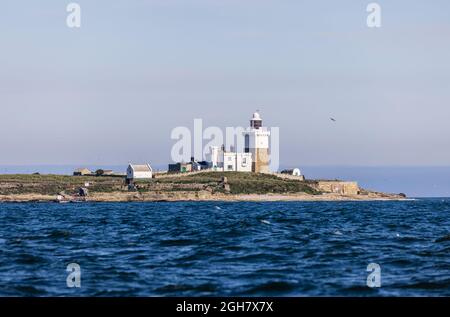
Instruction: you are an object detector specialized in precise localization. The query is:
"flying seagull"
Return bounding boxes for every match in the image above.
[330,117,336,122]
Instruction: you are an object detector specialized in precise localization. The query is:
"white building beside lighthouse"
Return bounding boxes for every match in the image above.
[243,111,271,173]
[207,145,252,172]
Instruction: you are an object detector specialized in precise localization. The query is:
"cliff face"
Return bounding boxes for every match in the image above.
[268,173,360,195]
[312,181,360,195]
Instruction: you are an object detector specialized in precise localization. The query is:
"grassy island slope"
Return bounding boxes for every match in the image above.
[0,172,404,202]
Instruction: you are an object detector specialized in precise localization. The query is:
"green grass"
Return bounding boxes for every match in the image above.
[158,172,320,195]
[0,172,320,195]
[0,174,124,195]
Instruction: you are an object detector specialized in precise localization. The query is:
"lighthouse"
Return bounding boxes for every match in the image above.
[243,111,271,173]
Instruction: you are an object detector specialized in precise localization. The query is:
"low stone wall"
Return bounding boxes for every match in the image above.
[155,171,359,195]
[153,170,210,179]
[272,173,306,181]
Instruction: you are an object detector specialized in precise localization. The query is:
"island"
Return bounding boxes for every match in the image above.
[0,172,406,203]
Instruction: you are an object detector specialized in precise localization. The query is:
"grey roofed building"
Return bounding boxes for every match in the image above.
[127,164,153,181]
[129,164,152,172]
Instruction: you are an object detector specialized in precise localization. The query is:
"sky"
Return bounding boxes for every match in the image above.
[1,0,450,169]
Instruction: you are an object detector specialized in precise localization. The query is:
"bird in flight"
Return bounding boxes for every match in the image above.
[330,117,336,122]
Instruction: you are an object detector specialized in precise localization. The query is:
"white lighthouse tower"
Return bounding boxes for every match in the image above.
[243,111,271,173]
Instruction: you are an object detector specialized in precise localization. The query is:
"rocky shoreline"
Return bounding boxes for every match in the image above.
[0,191,406,203]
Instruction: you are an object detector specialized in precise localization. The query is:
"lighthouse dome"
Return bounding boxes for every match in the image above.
[252,111,261,121]
[250,111,263,129]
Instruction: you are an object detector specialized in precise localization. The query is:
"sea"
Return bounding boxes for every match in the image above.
[0,200,449,296]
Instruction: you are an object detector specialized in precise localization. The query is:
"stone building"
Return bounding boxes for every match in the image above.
[73,168,92,176]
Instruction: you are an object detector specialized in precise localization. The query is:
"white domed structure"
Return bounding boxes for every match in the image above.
[252,111,261,121]
[250,111,263,129]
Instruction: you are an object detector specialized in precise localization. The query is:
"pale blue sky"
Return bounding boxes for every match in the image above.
[1,0,450,167]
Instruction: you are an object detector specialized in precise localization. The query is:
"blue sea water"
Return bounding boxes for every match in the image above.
[0,200,449,297]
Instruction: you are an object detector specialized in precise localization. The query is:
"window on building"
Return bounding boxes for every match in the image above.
[244,135,249,152]
[227,165,233,171]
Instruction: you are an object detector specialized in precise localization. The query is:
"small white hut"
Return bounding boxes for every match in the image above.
[127,164,153,180]
[281,168,302,177]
